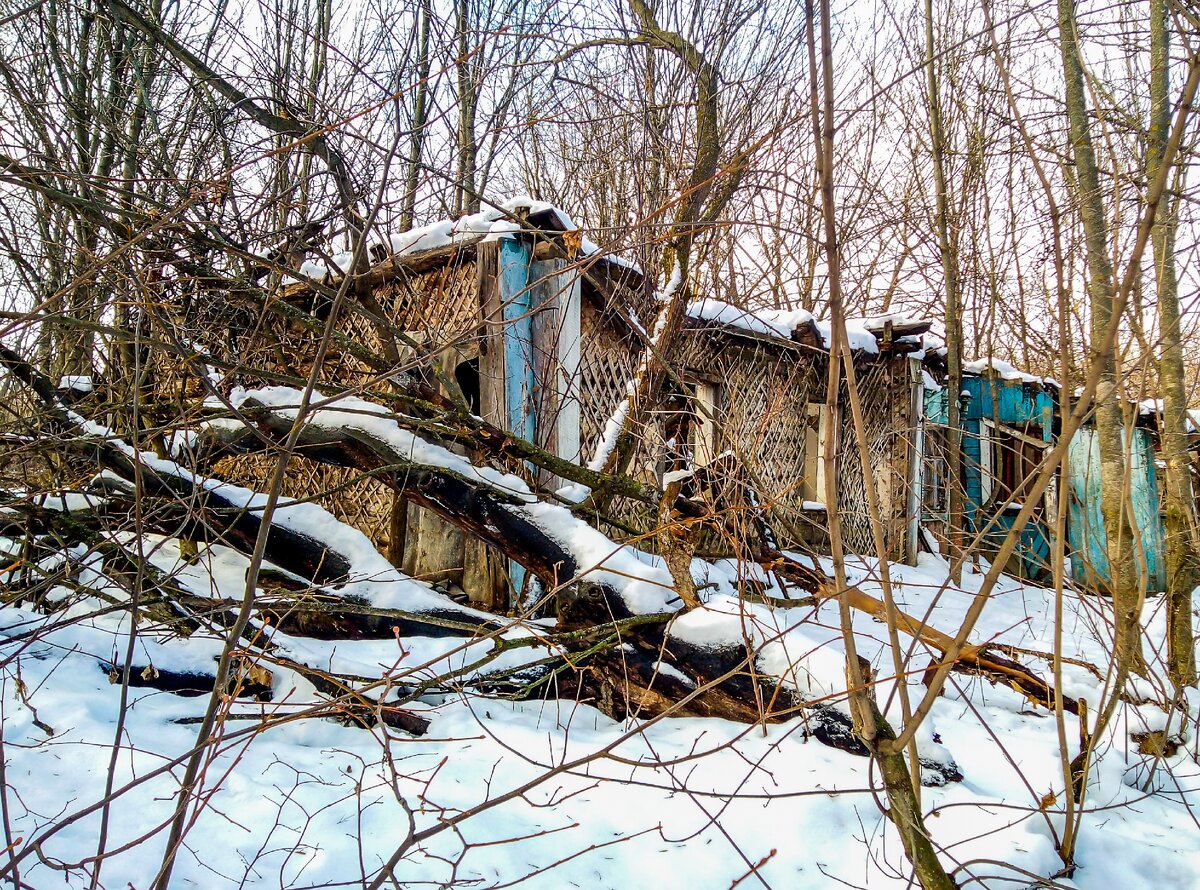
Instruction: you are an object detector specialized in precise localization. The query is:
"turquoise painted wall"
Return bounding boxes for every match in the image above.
[924,387,949,425]
[1066,426,1166,594]
[500,237,535,443]
[923,374,1055,581]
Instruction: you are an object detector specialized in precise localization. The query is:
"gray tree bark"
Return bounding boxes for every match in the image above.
[1148,0,1197,689]
[924,0,965,585]
[1056,0,1145,677]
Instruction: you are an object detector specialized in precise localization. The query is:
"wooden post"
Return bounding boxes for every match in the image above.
[463,241,506,609]
[529,257,582,482]
[906,357,924,566]
[555,266,582,466]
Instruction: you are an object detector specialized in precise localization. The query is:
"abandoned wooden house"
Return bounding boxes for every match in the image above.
[922,359,1058,582]
[164,199,931,608]
[919,360,1200,592]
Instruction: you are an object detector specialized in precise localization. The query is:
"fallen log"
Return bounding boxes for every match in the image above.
[0,353,1076,734]
[208,389,1079,716]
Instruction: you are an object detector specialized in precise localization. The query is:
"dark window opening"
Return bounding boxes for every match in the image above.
[993,429,1043,505]
[455,358,481,415]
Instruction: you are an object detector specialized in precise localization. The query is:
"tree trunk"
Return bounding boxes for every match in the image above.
[401,0,433,230]
[454,0,479,215]
[848,660,959,890]
[925,0,965,584]
[1148,0,1197,689]
[812,1,957,885]
[1056,0,1145,677]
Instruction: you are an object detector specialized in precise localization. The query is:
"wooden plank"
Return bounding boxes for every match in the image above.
[476,242,504,426]
[528,258,583,485]
[693,381,718,466]
[530,260,561,474]
[1066,426,1166,593]
[905,357,923,567]
[465,241,505,609]
[556,266,582,466]
[500,238,534,443]
[499,237,532,600]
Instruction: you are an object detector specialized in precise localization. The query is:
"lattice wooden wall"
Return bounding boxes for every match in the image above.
[156,251,918,567]
[833,356,915,558]
[667,326,916,560]
[211,453,397,552]
[576,301,660,538]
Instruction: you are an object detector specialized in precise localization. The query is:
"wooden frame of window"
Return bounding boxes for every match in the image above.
[802,402,831,505]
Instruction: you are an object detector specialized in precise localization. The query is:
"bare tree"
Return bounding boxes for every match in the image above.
[1056,0,1144,677]
[1149,0,1197,690]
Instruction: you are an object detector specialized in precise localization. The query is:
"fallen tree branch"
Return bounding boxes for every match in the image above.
[0,353,1077,726]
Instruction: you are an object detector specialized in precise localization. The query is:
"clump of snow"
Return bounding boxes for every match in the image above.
[57,374,93,392]
[657,262,684,305]
[521,500,682,614]
[686,298,805,340]
[916,329,948,359]
[166,428,199,457]
[685,299,904,355]
[758,625,847,704]
[661,468,694,486]
[236,387,532,500]
[585,395,629,473]
[666,597,751,649]
[1138,399,1200,433]
[33,490,107,512]
[964,357,1059,388]
[286,196,641,285]
[812,316,881,353]
[651,660,695,687]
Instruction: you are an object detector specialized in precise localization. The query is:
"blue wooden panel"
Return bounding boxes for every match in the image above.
[1067,427,1166,593]
[928,373,1056,577]
[1035,391,1055,442]
[961,376,985,420]
[1139,437,1166,591]
[983,511,1052,582]
[962,374,1050,427]
[498,237,532,600]
[960,419,984,522]
[500,238,535,443]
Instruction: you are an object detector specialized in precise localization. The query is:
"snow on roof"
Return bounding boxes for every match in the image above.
[288,196,640,284]
[907,329,946,361]
[962,357,1059,388]
[1138,398,1200,433]
[684,300,940,355]
[686,299,810,342]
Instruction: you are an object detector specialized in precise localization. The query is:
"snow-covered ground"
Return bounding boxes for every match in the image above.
[1,543,1198,889]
